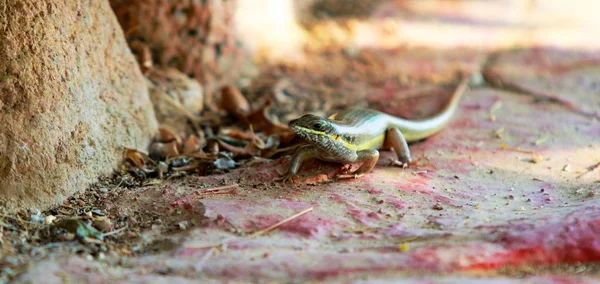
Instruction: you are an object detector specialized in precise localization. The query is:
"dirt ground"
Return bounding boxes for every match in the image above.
[2,2,600,283]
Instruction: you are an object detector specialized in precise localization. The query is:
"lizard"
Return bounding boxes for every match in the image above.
[280,74,470,181]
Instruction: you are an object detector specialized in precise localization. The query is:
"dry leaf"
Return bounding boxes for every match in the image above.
[124,149,147,169]
[157,125,182,144]
[219,85,250,119]
[149,141,180,160]
[183,134,204,154]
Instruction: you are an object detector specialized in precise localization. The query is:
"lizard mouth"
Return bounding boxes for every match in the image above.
[289,125,312,141]
[289,125,329,145]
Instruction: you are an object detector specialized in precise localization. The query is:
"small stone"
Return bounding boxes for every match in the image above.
[44,215,57,225]
[432,203,444,210]
[178,221,189,230]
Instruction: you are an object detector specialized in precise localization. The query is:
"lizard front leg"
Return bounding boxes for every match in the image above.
[278,145,321,182]
[385,128,412,168]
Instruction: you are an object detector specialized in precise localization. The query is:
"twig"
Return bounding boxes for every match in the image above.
[184,207,314,249]
[577,162,600,179]
[248,207,313,238]
[172,184,239,207]
[199,190,238,196]
[201,184,239,191]
[500,143,537,154]
[102,226,129,237]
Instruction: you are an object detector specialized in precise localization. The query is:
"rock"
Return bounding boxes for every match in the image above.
[0,0,158,212]
[146,67,203,134]
[110,0,252,92]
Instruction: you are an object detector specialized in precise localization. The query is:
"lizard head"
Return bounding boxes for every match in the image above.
[289,114,359,161]
[289,114,338,148]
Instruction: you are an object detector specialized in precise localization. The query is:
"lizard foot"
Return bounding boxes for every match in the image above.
[391,160,409,168]
[274,174,296,183]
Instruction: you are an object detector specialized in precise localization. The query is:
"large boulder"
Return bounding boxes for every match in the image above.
[0,0,158,212]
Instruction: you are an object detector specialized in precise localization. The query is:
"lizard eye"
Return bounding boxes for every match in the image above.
[313,122,325,130]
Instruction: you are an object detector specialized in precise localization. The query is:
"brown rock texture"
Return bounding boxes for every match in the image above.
[0,0,158,212]
[109,0,247,91]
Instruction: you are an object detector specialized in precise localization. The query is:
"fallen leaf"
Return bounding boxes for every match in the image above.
[124,148,147,169]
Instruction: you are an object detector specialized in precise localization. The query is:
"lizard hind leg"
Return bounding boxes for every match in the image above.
[385,128,412,167]
[354,149,380,174]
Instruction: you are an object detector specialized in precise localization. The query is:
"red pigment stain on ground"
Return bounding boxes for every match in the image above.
[465,213,600,270]
[279,215,345,238]
[203,200,247,218]
[238,214,341,238]
[278,199,314,211]
[382,222,454,239]
[346,204,382,224]
[367,188,383,194]
[427,215,460,229]
[329,193,378,209]
[382,222,412,238]
[396,177,431,194]
[329,193,346,204]
[432,194,466,207]
[449,116,479,129]
[242,215,281,231]
[441,158,474,175]
[385,195,408,210]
